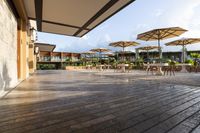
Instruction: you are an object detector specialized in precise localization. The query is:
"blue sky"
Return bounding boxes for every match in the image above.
[37,0,200,53]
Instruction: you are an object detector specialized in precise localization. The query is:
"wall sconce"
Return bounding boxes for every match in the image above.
[34,46,39,54]
[30,28,37,42]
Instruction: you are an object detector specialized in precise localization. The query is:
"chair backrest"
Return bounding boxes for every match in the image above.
[194,60,199,66]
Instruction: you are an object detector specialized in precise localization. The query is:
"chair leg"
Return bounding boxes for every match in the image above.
[170,67,174,76]
[164,70,166,75]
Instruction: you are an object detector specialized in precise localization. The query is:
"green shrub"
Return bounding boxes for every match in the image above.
[135,58,144,69]
[190,53,200,58]
[185,59,194,65]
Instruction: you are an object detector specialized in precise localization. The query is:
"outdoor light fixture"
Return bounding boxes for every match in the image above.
[30,28,37,42]
[34,46,39,54]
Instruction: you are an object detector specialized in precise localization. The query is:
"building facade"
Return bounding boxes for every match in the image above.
[37,51,81,69]
[0,0,37,96]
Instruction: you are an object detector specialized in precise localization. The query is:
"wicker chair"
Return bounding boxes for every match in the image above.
[147,66,158,75]
[126,64,134,73]
[163,61,175,76]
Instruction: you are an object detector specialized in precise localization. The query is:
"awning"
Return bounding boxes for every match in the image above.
[22,0,134,37]
[35,43,56,52]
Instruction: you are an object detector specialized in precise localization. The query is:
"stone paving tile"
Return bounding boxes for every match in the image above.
[1,70,200,133]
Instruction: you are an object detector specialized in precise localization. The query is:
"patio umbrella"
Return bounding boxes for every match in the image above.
[165,38,200,62]
[135,48,140,60]
[137,46,160,59]
[109,41,139,61]
[81,51,96,63]
[90,48,111,63]
[137,27,187,60]
[103,52,115,57]
[82,51,96,55]
[102,52,115,64]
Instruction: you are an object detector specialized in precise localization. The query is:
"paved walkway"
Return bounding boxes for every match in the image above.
[1,70,200,133]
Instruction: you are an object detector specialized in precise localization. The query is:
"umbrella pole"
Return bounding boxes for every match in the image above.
[136,48,139,60]
[156,36,164,75]
[158,38,162,60]
[147,50,149,59]
[123,47,125,62]
[85,54,86,65]
[182,45,185,63]
[99,52,101,64]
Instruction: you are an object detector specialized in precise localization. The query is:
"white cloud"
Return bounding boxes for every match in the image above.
[81,35,89,40]
[153,9,164,17]
[162,0,200,29]
[104,34,112,42]
[143,0,200,52]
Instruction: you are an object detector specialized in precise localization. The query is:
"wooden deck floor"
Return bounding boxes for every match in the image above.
[1,70,200,133]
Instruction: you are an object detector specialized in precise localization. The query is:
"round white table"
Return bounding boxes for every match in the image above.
[117,64,129,73]
[144,63,169,76]
[86,65,92,69]
[96,65,104,71]
[176,63,192,73]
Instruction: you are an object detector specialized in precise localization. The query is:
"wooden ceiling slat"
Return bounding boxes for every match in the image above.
[23,0,134,37]
[73,0,119,36]
[34,0,43,31]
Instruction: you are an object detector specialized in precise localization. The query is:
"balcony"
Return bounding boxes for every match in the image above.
[51,56,61,62]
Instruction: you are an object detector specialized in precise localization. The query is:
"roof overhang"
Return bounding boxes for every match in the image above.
[35,43,56,52]
[21,0,134,37]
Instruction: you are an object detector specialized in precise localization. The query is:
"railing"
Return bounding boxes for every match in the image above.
[39,56,51,62]
[51,56,61,62]
[38,56,80,62]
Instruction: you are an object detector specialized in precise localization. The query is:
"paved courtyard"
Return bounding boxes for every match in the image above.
[1,70,200,133]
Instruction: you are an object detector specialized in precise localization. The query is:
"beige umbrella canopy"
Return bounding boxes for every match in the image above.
[102,52,115,64]
[137,27,187,59]
[103,52,115,56]
[165,38,200,46]
[90,48,110,53]
[109,41,139,51]
[137,46,161,59]
[90,48,111,63]
[81,51,96,61]
[109,41,139,61]
[165,38,200,62]
[81,51,96,55]
[137,46,160,51]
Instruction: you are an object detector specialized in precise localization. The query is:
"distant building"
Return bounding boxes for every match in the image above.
[35,43,81,69]
[116,50,200,62]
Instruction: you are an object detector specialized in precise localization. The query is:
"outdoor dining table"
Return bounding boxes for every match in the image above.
[117,64,129,73]
[86,65,93,69]
[96,65,104,71]
[104,65,112,70]
[176,63,192,73]
[144,63,169,75]
[96,64,112,71]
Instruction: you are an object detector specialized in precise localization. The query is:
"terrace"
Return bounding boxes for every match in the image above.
[1,70,200,133]
[1,0,200,133]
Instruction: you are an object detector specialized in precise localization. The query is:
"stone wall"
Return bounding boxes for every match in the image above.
[0,0,18,95]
